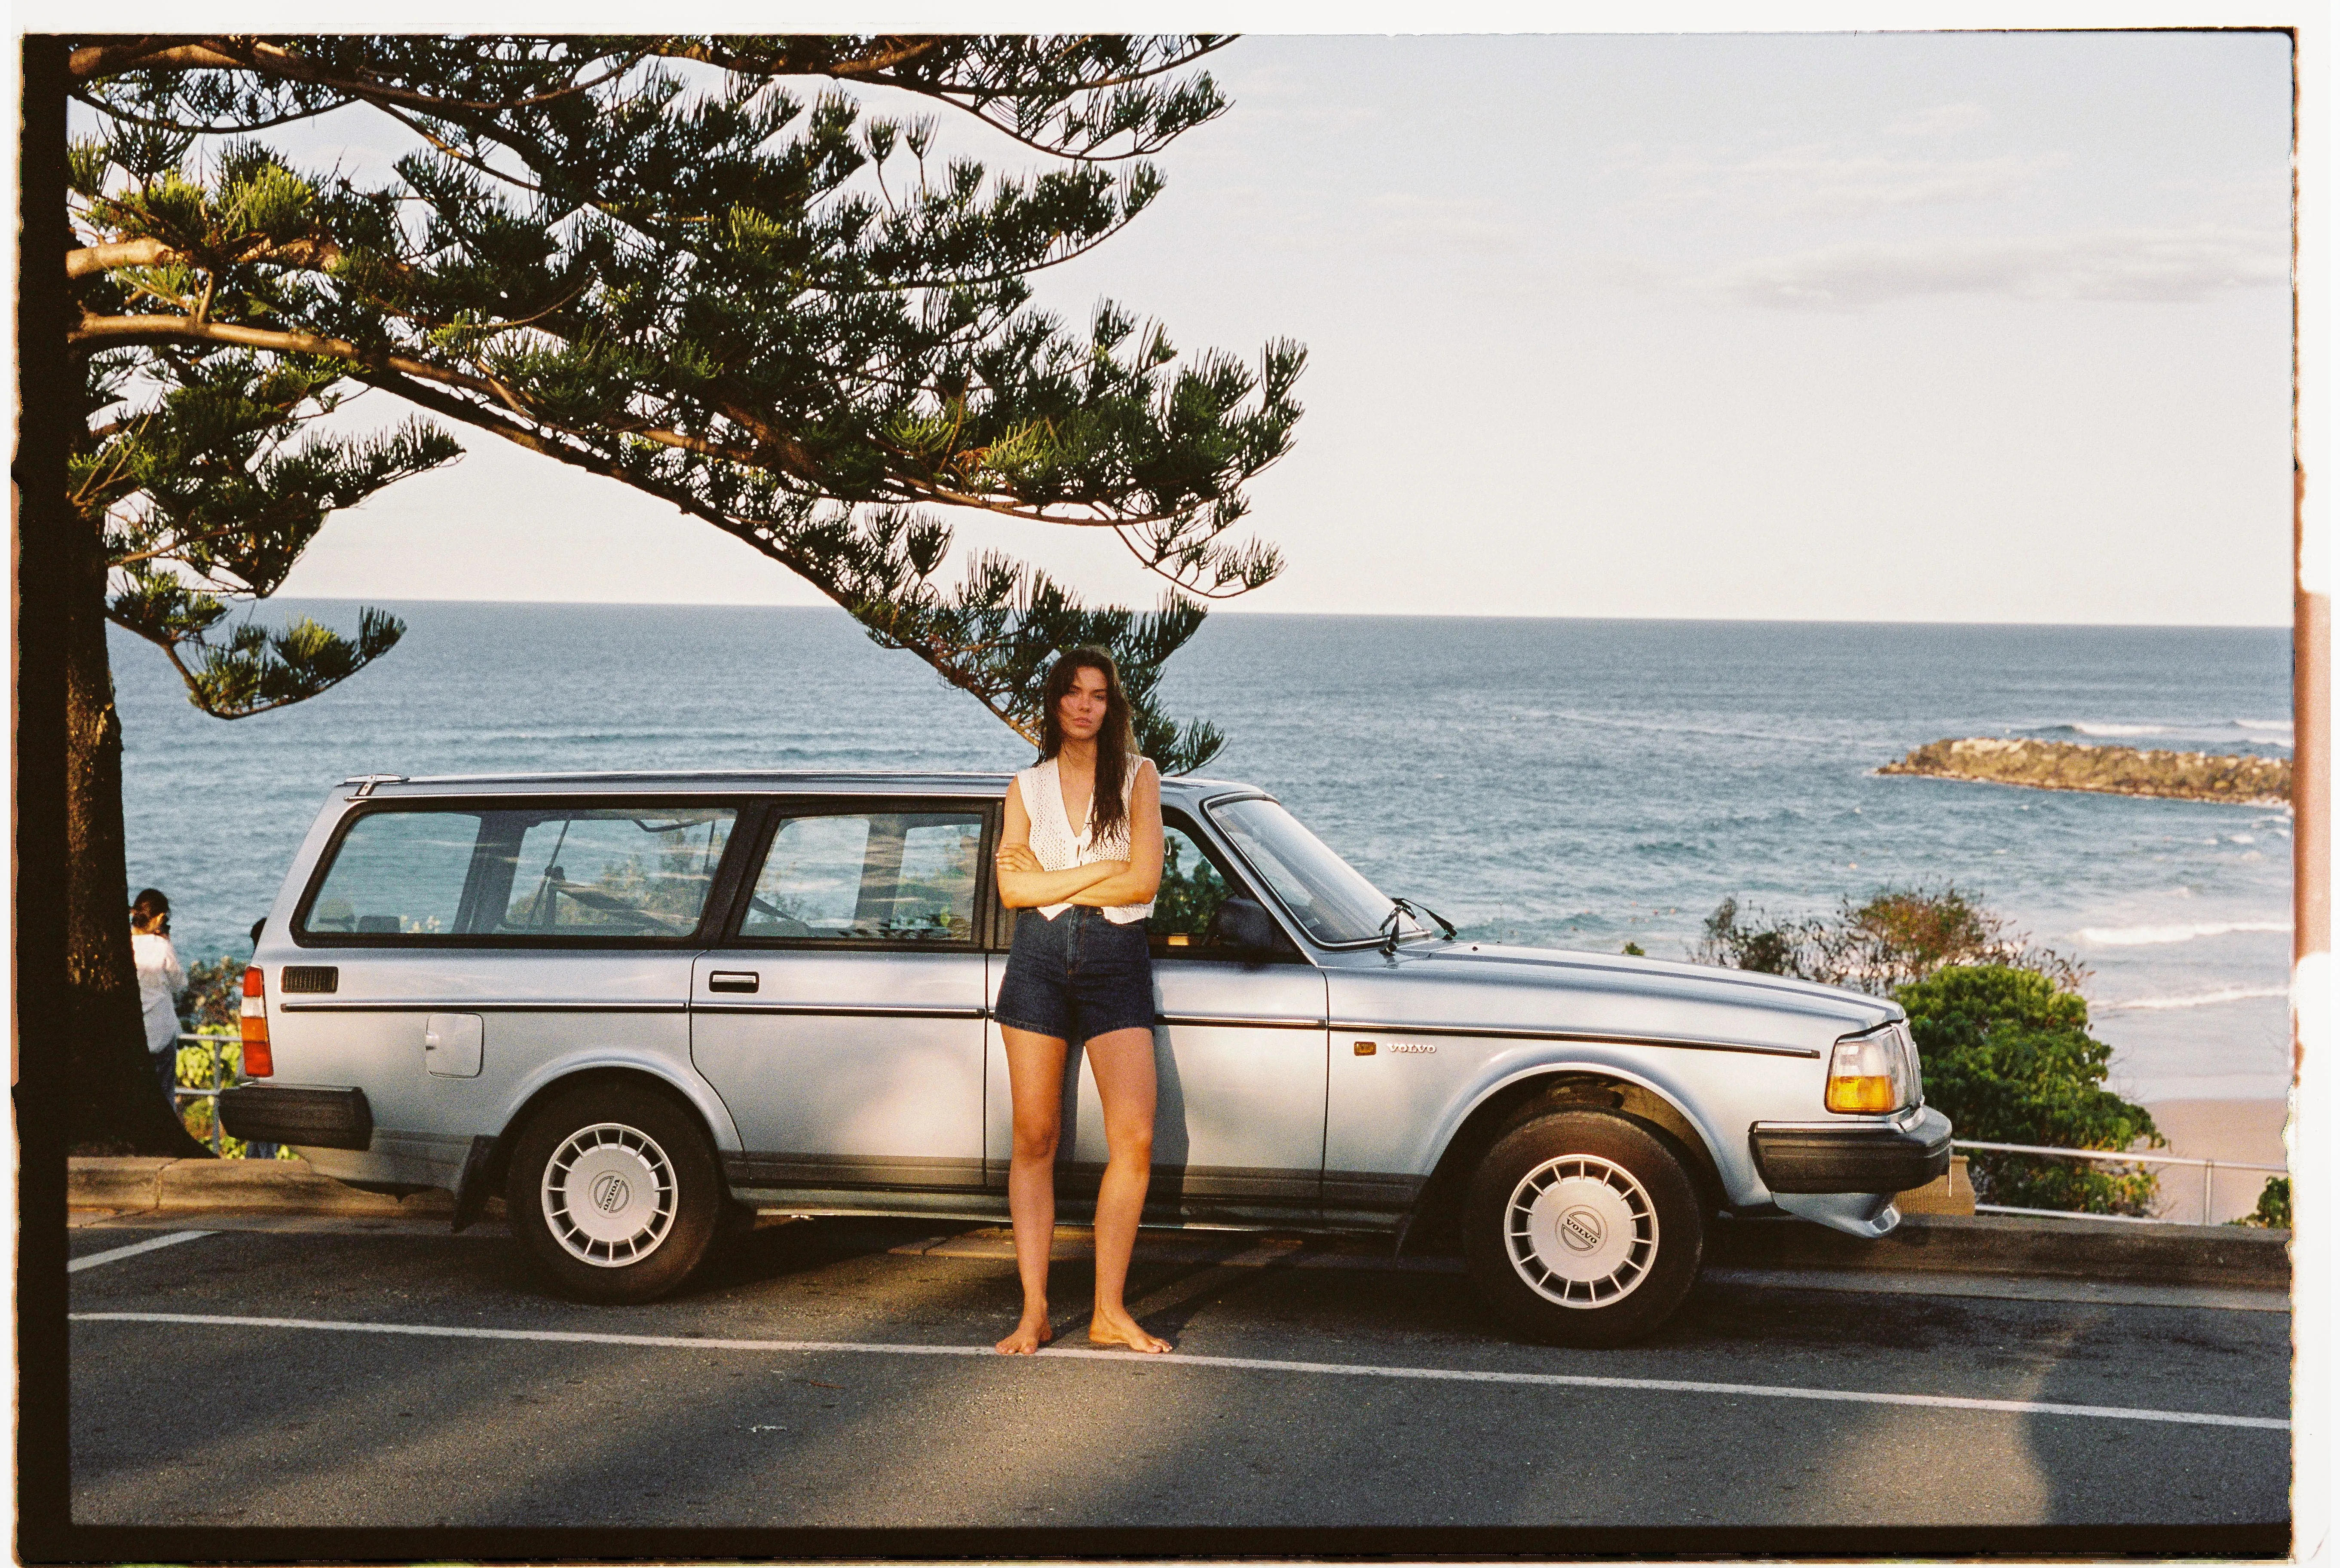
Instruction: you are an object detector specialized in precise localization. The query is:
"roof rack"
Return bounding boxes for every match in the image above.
[340,773,407,798]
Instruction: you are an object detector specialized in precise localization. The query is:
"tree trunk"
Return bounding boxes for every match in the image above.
[62,503,211,1156]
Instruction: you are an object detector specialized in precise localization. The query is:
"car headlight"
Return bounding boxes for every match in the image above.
[1826,1021,1919,1114]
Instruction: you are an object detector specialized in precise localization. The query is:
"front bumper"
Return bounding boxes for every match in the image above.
[1749,1105,1952,1194]
[217,1084,374,1151]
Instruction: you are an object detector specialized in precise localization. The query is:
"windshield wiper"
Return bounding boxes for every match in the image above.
[1380,897,1457,954]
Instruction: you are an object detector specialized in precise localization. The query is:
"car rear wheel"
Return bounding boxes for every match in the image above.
[506,1080,720,1304]
[1462,1109,1704,1347]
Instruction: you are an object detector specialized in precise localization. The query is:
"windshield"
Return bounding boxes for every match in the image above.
[1209,797,1427,946]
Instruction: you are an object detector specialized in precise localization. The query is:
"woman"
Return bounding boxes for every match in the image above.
[130,888,187,1118]
[990,648,1170,1355]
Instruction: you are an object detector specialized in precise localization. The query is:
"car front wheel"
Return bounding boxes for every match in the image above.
[1462,1109,1704,1347]
[506,1080,721,1304]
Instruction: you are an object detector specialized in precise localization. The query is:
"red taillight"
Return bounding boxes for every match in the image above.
[240,966,273,1077]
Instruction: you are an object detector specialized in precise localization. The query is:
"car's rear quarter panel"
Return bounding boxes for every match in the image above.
[256,791,739,1189]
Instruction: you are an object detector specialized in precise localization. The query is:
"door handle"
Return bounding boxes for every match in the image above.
[707,971,760,994]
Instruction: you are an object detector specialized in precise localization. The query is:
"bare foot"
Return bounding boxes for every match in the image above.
[995,1313,1054,1355]
[1087,1308,1171,1354]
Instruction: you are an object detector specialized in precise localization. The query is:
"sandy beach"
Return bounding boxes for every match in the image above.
[2139,1097,2291,1225]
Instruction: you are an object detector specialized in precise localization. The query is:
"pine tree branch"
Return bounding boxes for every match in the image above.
[67,84,355,135]
[348,362,1048,746]
[69,39,242,77]
[68,312,505,403]
[73,36,646,115]
[68,234,346,281]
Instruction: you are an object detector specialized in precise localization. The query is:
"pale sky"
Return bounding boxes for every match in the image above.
[246,29,2298,624]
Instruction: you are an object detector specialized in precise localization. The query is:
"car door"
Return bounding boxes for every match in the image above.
[692,801,991,1195]
[984,812,1328,1221]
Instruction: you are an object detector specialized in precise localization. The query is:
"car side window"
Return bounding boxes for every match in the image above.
[494,811,735,936]
[741,811,984,943]
[304,810,483,935]
[299,805,736,941]
[1148,822,1240,955]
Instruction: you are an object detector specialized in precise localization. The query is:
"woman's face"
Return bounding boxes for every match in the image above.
[1057,666,1110,743]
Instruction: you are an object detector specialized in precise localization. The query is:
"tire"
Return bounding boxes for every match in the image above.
[505,1079,722,1304]
[1461,1110,1705,1348]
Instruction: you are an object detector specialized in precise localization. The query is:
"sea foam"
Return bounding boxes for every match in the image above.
[2099,985,2291,1011]
[2078,919,2290,946]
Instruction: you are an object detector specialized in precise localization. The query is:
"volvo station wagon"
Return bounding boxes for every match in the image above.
[221,769,1951,1345]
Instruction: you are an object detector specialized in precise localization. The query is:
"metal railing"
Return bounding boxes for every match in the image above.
[170,1029,250,1156]
[1952,1138,2288,1227]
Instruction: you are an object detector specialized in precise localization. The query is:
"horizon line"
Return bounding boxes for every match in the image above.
[248,597,2292,632]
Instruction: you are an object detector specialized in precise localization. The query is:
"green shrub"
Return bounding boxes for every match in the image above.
[1697,884,2085,995]
[172,956,297,1159]
[2232,1176,2291,1229]
[1149,834,1231,941]
[1893,965,2161,1215]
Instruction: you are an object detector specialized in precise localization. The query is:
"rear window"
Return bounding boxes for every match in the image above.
[299,805,737,942]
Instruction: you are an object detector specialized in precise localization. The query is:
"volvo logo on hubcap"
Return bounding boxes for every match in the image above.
[1559,1206,1605,1252]
[591,1172,632,1212]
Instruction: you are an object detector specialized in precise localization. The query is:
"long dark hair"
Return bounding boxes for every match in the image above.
[130,887,170,931]
[1037,646,1136,841]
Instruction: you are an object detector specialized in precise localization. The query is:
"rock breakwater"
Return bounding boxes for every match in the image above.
[1879,737,2290,807]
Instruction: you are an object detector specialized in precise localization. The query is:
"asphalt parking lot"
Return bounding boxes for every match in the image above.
[65,1213,2291,1540]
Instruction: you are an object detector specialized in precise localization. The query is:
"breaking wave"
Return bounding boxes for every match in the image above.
[2099,985,2291,1012]
[2078,919,2290,946]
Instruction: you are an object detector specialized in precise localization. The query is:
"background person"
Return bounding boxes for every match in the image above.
[130,887,187,1122]
[990,648,1170,1356]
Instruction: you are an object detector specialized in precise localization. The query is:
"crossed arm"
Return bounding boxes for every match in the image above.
[994,761,1165,910]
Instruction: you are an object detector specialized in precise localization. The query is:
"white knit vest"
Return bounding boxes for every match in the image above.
[1016,754,1153,923]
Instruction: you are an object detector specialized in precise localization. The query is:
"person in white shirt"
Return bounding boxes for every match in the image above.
[990,648,1169,1356]
[130,888,187,1117]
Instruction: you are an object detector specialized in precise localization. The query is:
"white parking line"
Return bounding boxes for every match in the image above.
[68,1309,2288,1431]
[67,1232,213,1273]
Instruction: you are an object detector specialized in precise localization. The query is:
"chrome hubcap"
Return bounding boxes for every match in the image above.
[1505,1153,1659,1308]
[542,1121,676,1267]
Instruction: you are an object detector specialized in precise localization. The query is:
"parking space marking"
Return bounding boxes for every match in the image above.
[68,1309,2288,1431]
[67,1245,215,1273]
[67,1232,214,1273]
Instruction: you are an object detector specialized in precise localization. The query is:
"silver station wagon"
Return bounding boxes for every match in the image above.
[221,770,1951,1345]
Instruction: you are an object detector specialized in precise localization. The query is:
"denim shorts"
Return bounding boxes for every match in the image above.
[995,907,1157,1045]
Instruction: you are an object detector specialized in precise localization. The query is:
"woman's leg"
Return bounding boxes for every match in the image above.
[996,1025,1068,1354]
[1084,1026,1170,1353]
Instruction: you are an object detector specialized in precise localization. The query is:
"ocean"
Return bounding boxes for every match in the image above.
[110,605,2294,1104]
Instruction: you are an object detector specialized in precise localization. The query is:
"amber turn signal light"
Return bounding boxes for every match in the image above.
[240,966,273,1078]
[1825,1031,1908,1113]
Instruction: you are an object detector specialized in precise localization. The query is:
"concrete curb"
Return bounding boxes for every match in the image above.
[1708,1211,2291,1291]
[70,1156,453,1219]
[66,1158,2291,1291]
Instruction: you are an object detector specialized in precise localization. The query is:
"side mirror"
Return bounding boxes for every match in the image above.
[1208,896,1284,953]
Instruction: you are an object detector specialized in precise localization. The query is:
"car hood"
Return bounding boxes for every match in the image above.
[1329,938,1900,1053]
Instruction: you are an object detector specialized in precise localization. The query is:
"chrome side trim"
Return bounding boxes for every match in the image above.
[693,1003,987,1019]
[1156,1013,1327,1030]
[1752,1117,1908,1132]
[279,1000,687,1014]
[1327,1021,1822,1060]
